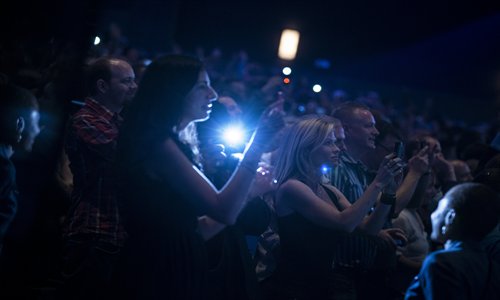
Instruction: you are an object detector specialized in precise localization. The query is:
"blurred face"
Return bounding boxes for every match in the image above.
[183,70,218,123]
[453,161,473,182]
[107,60,137,107]
[344,109,379,151]
[430,196,452,243]
[424,136,442,162]
[310,130,341,168]
[334,125,347,152]
[20,109,41,151]
[423,172,439,205]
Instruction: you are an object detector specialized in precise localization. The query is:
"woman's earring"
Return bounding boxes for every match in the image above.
[17,134,22,143]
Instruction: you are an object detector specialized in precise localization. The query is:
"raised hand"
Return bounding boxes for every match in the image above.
[373,153,405,190]
[249,163,278,198]
[252,99,285,149]
[408,145,430,175]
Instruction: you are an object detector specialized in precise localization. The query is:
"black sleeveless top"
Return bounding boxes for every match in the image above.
[273,184,343,299]
[120,134,207,300]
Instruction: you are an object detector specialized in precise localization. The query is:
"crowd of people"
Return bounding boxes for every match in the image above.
[0,22,500,300]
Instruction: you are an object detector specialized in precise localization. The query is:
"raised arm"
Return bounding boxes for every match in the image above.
[158,102,283,225]
[356,154,406,234]
[394,146,430,215]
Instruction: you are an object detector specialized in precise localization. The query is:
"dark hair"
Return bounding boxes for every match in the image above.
[460,143,500,175]
[331,101,370,124]
[474,168,500,193]
[85,57,130,96]
[374,118,402,147]
[85,57,113,96]
[119,55,203,162]
[484,153,500,169]
[0,82,38,145]
[447,183,500,240]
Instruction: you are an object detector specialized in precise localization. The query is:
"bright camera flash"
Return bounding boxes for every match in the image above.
[282,67,292,76]
[223,126,245,147]
[94,36,101,45]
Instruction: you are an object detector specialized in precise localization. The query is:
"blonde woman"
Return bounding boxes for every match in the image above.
[269,115,404,299]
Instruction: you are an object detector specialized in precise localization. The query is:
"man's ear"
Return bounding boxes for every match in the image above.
[96,79,109,94]
[16,117,25,134]
[16,117,25,142]
[444,208,456,226]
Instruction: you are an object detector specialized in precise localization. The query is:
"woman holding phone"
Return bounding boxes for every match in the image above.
[118,55,283,299]
[268,115,403,299]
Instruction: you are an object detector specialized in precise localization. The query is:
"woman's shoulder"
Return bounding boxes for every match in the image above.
[278,178,310,193]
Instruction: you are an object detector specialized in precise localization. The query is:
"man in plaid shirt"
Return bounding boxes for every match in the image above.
[60,57,137,298]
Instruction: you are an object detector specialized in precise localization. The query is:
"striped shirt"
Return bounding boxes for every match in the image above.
[330,152,373,204]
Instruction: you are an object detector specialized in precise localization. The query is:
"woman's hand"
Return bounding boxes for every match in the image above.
[252,99,285,149]
[249,163,278,198]
[408,145,430,175]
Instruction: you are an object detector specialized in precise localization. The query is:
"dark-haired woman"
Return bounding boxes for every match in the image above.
[118,55,282,299]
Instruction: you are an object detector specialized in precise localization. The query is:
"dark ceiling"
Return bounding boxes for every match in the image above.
[2,0,500,110]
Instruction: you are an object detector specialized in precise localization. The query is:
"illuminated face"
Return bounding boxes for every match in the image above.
[107,60,137,107]
[310,130,341,168]
[344,109,379,150]
[183,70,218,124]
[430,196,452,243]
[21,109,41,151]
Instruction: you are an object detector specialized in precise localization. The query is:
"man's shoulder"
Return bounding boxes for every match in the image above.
[424,243,488,272]
[72,106,110,124]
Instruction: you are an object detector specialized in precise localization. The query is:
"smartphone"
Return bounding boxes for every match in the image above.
[394,141,404,158]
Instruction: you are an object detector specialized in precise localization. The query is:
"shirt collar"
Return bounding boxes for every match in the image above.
[341,151,367,170]
[84,98,121,122]
[445,240,483,251]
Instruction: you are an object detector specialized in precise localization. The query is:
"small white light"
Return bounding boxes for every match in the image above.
[313,84,322,93]
[282,67,292,76]
[94,36,101,45]
[321,164,329,174]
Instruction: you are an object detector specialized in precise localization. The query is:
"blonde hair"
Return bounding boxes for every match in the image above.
[274,115,336,186]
